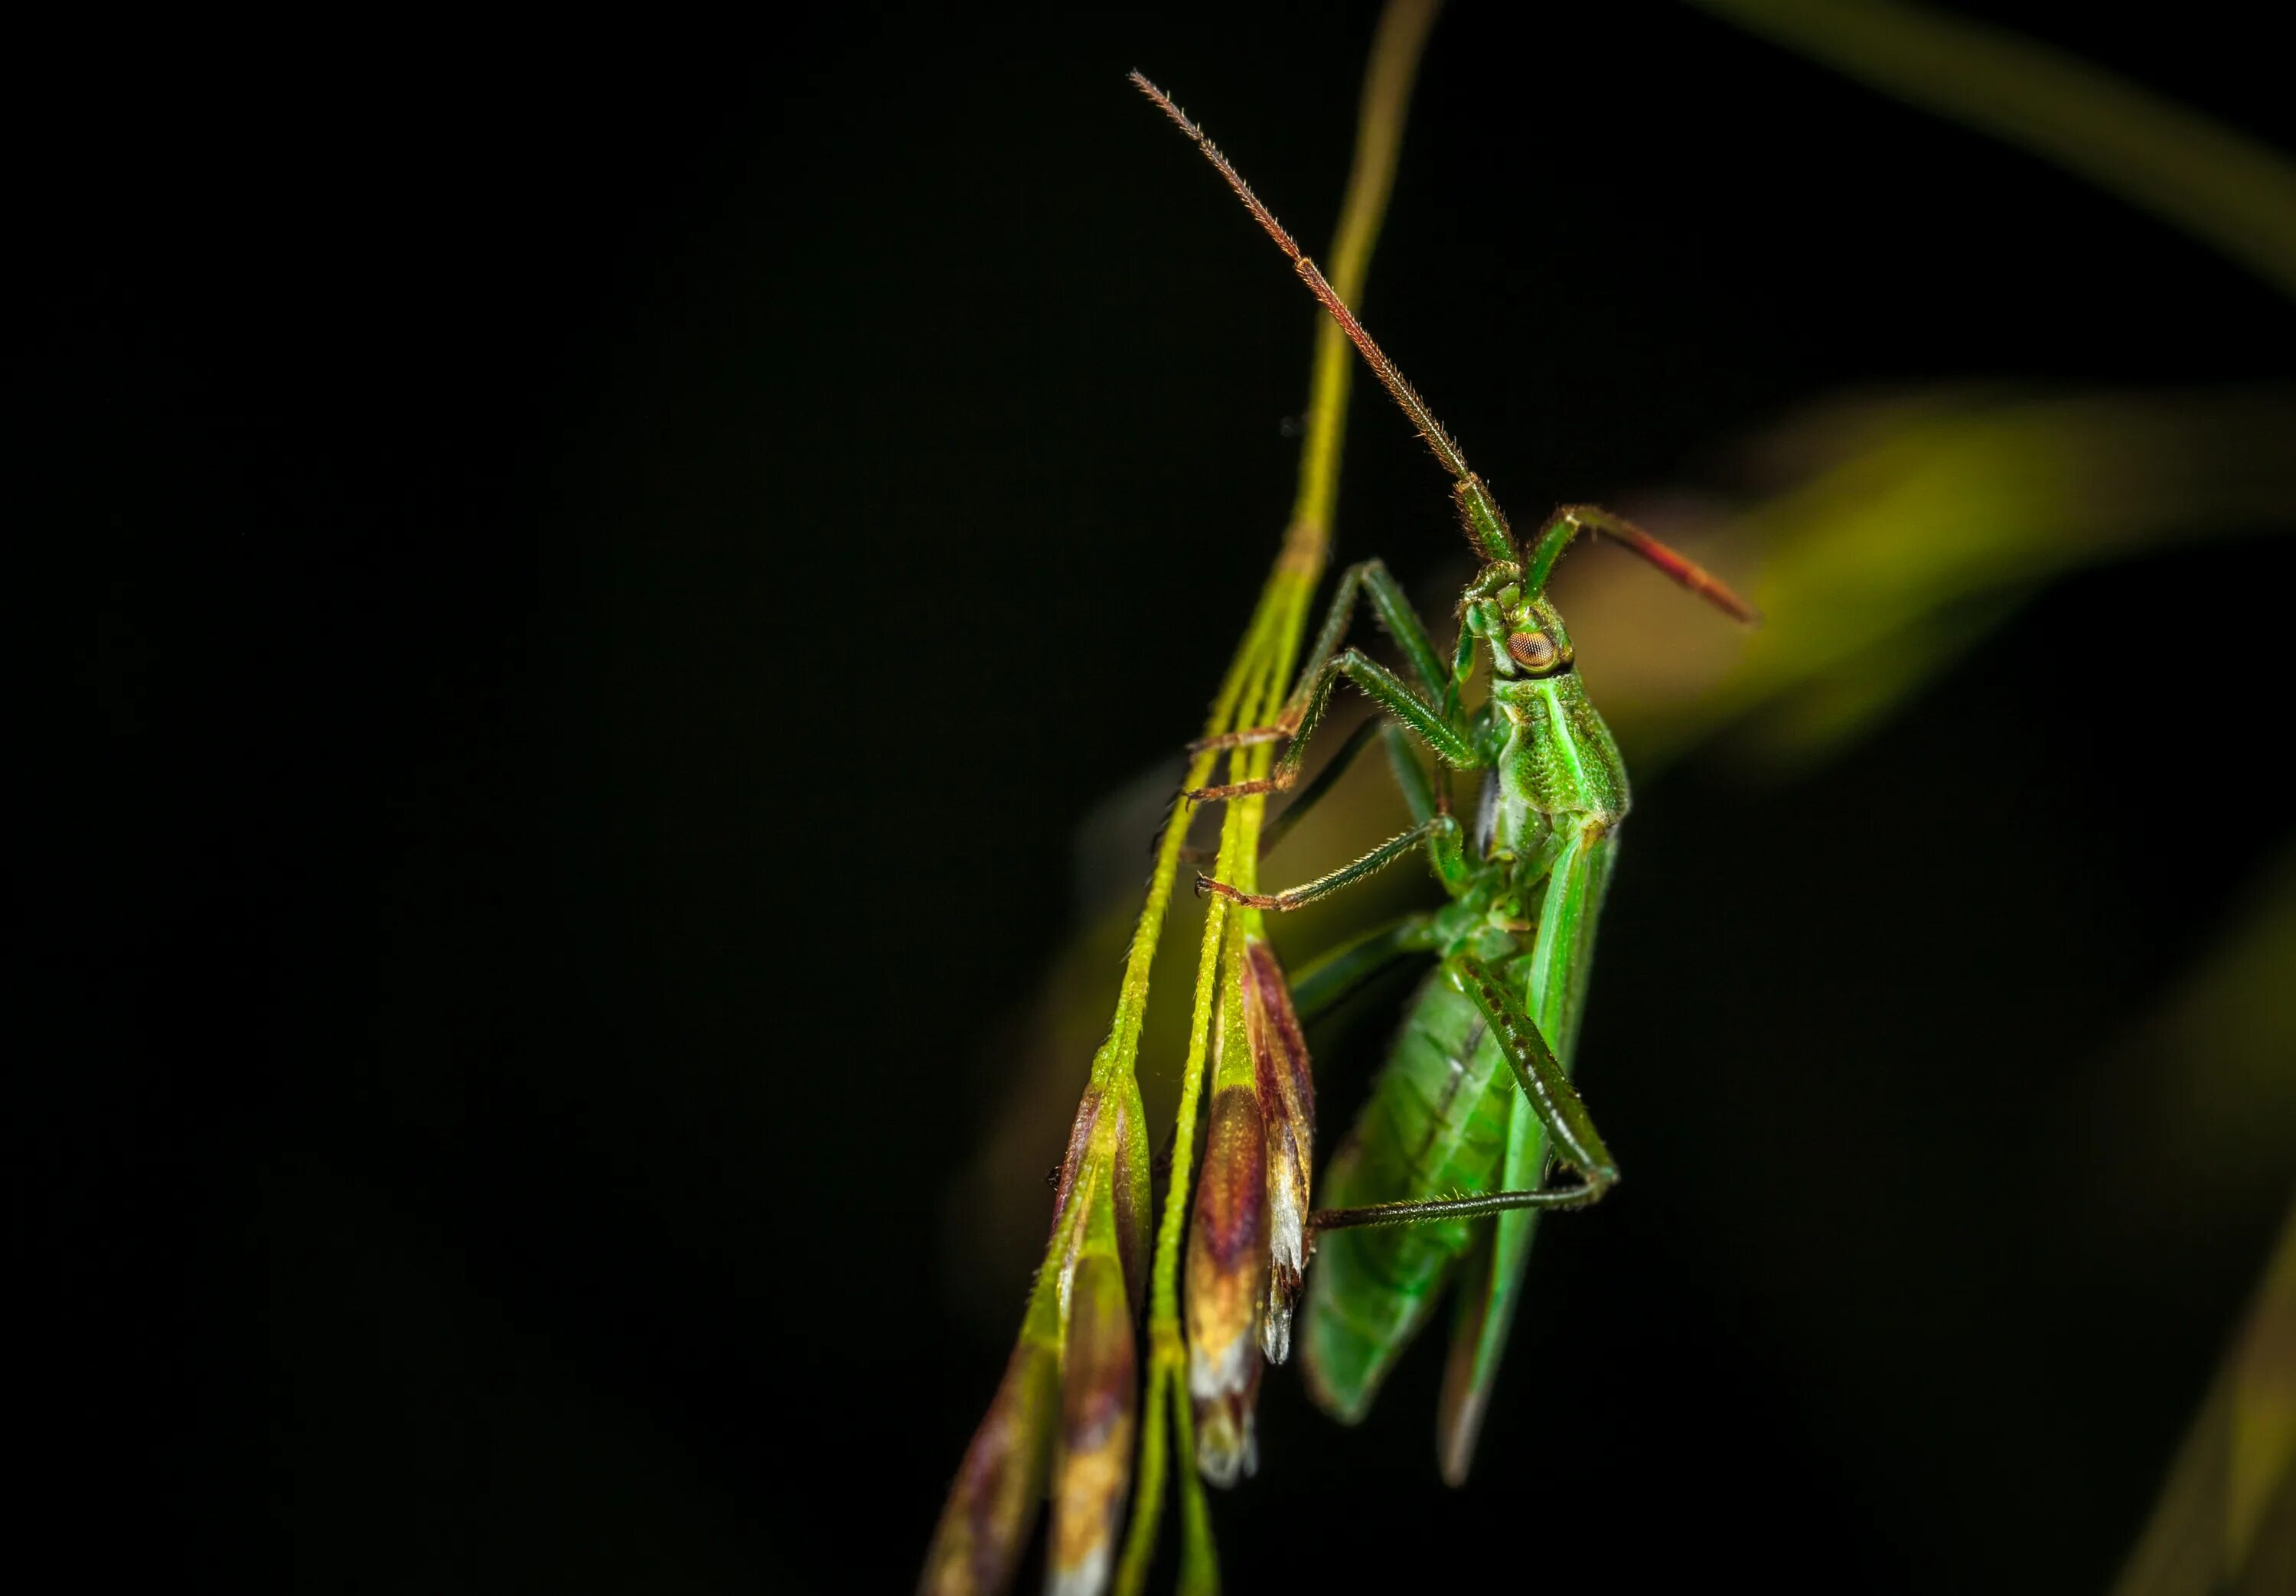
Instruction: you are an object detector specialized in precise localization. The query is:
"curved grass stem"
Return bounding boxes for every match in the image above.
[1111,4,1443,1590]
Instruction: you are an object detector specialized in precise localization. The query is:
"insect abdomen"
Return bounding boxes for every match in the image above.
[1300,958,1527,1422]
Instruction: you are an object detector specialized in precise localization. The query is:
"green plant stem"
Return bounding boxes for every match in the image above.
[1110,3,1441,1589]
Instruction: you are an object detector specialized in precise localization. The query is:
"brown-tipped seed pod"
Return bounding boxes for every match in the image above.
[929,1068,1144,1596]
[918,1331,1059,1596]
[1050,1077,1153,1311]
[1243,936,1316,1363]
[1048,1247,1137,1596]
[1185,933,1323,1486]
[1185,1069,1268,1487]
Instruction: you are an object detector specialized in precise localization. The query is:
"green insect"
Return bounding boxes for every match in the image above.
[1134,74,1756,1484]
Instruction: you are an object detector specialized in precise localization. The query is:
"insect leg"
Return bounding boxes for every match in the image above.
[1446,949,1617,1195]
[1309,919,1620,1230]
[1308,1183,1604,1231]
[1177,715,1388,868]
[1252,710,1449,864]
[1437,822,1619,1480]
[1188,560,1475,803]
[1190,559,1452,755]
[1301,918,1621,1482]
[1254,715,1383,858]
[1188,651,1476,803]
[1197,813,1466,912]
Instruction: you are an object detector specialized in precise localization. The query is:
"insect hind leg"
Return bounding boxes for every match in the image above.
[1308,1178,1607,1233]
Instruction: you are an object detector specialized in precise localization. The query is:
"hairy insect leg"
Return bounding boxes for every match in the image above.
[1197,813,1467,912]
[1251,714,1453,861]
[1304,904,1626,1221]
[1189,651,1476,803]
[1188,560,1477,803]
[1190,559,1453,757]
[1177,716,1388,868]
[1308,1181,1605,1232]
[1446,950,1617,1192]
[1256,715,1383,858]
[1436,824,1619,1478]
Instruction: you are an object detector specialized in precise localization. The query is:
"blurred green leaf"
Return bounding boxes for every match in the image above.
[1690,0,2296,301]
[2112,1181,2296,1596]
[1564,387,2296,769]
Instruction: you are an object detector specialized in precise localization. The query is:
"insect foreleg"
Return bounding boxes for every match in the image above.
[1254,706,1447,862]
[1187,559,1473,803]
[1254,715,1385,859]
[1197,813,1467,912]
[1192,559,1452,761]
[1187,651,1476,803]
[1179,715,1390,868]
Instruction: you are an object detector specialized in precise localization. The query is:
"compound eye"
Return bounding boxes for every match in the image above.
[1506,630,1561,671]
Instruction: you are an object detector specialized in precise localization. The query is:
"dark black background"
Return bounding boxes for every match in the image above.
[47,3,2295,1590]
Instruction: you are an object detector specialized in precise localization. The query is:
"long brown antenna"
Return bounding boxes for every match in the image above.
[1130,71,1474,488]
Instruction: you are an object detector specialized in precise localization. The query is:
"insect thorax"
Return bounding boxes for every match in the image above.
[1486,672,1630,854]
